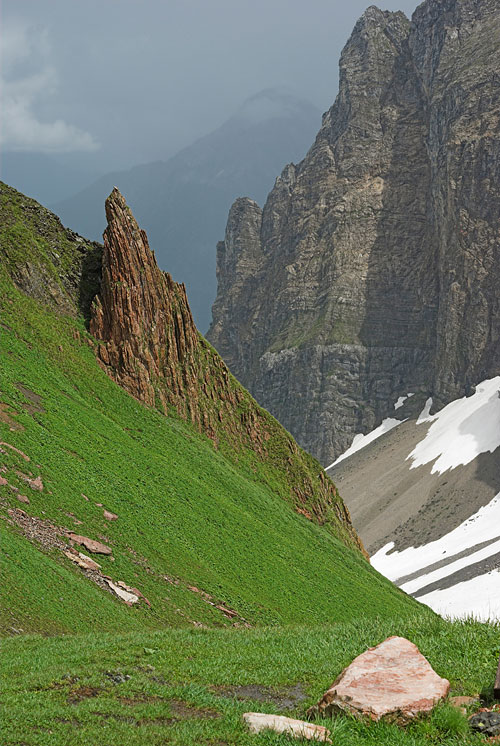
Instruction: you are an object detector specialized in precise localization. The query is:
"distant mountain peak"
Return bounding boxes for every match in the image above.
[232,88,319,125]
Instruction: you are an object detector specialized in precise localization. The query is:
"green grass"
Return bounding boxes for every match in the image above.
[0,265,420,634]
[2,616,498,745]
[2,182,497,745]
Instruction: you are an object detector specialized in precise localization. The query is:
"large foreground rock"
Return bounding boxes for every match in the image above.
[243,713,332,742]
[308,636,449,722]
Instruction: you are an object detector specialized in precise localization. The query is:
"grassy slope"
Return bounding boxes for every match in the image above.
[3,182,498,745]
[0,181,362,553]
[3,616,499,745]
[0,265,420,635]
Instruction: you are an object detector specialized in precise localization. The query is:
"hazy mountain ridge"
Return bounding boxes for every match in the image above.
[51,89,321,330]
[208,0,500,466]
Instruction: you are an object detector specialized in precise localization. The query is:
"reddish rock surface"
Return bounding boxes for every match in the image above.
[28,475,43,491]
[308,636,449,722]
[0,442,30,461]
[90,188,199,422]
[67,533,112,555]
[103,509,118,521]
[16,494,30,504]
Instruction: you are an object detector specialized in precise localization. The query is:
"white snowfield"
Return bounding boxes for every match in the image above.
[372,494,500,621]
[332,377,500,621]
[408,377,500,474]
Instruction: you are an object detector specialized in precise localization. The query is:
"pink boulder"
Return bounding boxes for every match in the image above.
[308,636,449,723]
[68,533,112,555]
[103,509,118,521]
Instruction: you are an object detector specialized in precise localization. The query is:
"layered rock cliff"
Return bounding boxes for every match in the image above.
[88,188,363,550]
[208,0,500,465]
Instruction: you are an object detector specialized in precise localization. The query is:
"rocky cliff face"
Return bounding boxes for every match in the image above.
[208,0,500,465]
[89,188,363,551]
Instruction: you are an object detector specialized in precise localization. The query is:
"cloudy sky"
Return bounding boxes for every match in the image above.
[2,0,418,173]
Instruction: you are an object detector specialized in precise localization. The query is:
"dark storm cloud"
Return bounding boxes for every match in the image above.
[1,0,418,170]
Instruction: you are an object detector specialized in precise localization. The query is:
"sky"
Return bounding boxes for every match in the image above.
[1,0,419,174]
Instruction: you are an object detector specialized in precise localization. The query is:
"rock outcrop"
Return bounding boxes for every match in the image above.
[89,189,364,552]
[208,0,500,465]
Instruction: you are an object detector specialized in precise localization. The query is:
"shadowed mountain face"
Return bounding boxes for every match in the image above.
[51,89,320,331]
[208,0,500,466]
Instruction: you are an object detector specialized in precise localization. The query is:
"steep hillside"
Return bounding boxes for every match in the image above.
[208,0,500,466]
[0,181,419,635]
[52,89,320,330]
[327,380,500,620]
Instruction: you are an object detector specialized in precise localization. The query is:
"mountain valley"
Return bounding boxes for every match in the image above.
[1,0,500,743]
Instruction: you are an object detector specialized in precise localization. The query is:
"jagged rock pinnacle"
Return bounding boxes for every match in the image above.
[89,190,366,552]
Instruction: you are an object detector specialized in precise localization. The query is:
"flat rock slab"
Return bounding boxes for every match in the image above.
[67,533,112,555]
[307,636,449,723]
[243,713,332,742]
[64,549,101,572]
[104,578,139,605]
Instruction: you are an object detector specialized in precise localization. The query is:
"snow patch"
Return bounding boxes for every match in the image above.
[371,492,500,621]
[394,392,414,410]
[327,418,404,469]
[372,492,500,580]
[417,397,434,424]
[400,537,500,595]
[418,570,500,622]
[408,377,500,474]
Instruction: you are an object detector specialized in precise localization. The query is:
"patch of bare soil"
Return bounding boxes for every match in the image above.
[212,683,306,710]
[67,685,102,703]
[96,712,183,727]
[118,694,162,705]
[55,718,82,727]
[168,700,220,719]
[0,403,24,431]
[114,695,219,720]
[15,383,45,414]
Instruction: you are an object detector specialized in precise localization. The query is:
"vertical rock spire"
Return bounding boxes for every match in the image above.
[89,189,365,553]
